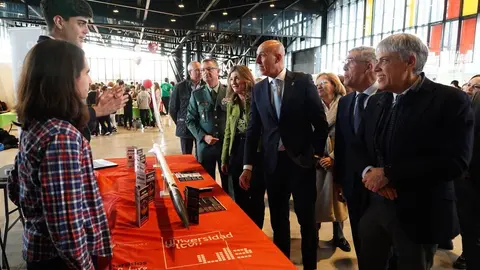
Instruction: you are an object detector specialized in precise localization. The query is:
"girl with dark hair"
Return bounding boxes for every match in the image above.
[8,39,112,269]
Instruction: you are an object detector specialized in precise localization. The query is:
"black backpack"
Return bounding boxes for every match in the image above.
[0,128,18,149]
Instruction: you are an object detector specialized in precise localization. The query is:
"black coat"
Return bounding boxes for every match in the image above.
[169,79,205,138]
[356,77,474,243]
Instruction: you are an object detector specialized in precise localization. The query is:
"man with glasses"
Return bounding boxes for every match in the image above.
[186,59,228,193]
[334,46,378,261]
[170,61,205,155]
[355,33,473,269]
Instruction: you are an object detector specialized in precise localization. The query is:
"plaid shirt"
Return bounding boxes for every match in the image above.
[8,118,112,269]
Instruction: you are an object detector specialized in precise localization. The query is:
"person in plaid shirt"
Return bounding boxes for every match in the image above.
[8,40,112,269]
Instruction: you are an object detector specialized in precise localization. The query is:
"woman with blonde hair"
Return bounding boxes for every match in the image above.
[314,72,350,251]
[221,65,265,228]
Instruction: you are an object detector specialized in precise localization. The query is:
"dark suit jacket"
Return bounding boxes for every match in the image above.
[37,35,96,142]
[169,79,205,138]
[244,70,328,174]
[356,77,474,243]
[469,91,480,191]
[334,92,368,200]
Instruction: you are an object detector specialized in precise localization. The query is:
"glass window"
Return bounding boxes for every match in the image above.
[347,39,355,52]
[327,11,334,44]
[373,34,382,47]
[334,8,341,43]
[429,24,443,55]
[406,0,417,28]
[340,41,347,63]
[355,38,363,47]
[383,0,394,33]
[333,43,340,69]
[417,0,431,26]
[349,2,357,38]
[365,0,374,36]
[443,20,459,52]
[321,45,327,71]
[90,58,99,82]
[393,0,406,30]
[327,44,333,71]
[120,59,131,81]
[98,58,106,82]
[356,0,365,38]
[416,26,428,43]
[463,0,479,16]
[373,0,384,34]
[446,0,460,19]
[341,6,349,41]
[105,58,113,82]
[431,0,445,22]
[459,18,477,59]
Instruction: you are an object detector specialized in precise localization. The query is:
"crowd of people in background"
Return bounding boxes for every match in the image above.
[85,79,175,135]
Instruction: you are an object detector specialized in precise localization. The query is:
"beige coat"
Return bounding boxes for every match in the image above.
[315,95,348,223]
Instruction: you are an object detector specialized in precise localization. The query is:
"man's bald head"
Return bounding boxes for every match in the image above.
[256,40,285,78]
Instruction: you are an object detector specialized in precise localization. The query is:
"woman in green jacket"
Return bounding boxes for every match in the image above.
[221,65,265,228]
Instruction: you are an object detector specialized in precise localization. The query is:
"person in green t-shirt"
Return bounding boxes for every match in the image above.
[160,78,173,115]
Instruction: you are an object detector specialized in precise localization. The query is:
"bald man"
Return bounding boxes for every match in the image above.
[240,40,328,270]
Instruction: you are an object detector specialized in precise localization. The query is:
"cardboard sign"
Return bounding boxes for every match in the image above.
[135,185,149,227]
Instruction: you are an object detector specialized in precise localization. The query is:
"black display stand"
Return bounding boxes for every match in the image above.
[184,186,200,224]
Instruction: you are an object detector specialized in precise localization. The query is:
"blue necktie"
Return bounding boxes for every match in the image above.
[354,93,367,133]
[271,79,285,150]
[271,79,282,118]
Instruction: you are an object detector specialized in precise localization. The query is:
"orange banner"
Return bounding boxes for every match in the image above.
[95,155,296,270]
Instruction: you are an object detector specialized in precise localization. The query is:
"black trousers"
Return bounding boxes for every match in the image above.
[139,109,150,127]
[162,97,170,114]
[228,135,266,229]
[266,151,317,270]
[28,255,98,270]
[455,177,480,269]
[98,116,112,134]
[345,183,366,261]
[359,200,437,270]
[180,137,195,155]
[124,108,133,128]
[199,141,229,194]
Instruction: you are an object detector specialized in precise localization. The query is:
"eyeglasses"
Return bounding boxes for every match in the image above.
[200,67,218,73]
[315,80,330,87]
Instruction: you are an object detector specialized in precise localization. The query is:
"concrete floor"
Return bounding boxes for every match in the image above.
[0,116,462,269]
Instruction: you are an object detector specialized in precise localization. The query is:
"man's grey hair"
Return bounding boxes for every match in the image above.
[376,33,429,74]
[349,46,376,63]
[187,61,200,71]
[201,58,219,68]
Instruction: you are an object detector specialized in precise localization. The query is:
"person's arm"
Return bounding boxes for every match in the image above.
[243,86,262,170]
[221,103,232,165]
[469,91,480,188]
[186,93,207,141]
[385,92,474,190]
[169,85,180,124]
[7,154,20,206]
[39,133,94,269]
[305,74,328,157]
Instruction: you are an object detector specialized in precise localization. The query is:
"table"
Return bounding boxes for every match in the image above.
[0,112,16,130]
[95,155,295,270]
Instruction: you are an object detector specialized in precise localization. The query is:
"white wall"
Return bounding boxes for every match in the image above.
[0,63,14,108]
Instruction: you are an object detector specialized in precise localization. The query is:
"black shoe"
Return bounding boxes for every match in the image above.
[438,240,454,250]
[453,254,467,269]
[333,237,351,252]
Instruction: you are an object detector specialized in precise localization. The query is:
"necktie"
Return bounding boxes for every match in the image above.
[211,88,217,103]
[354,93,367,133]
[271,79,282,118]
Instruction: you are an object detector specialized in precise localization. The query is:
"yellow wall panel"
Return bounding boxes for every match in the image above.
[463,0,479,16]
[365,0,374,36]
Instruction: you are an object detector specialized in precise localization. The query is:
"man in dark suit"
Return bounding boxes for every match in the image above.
[334,46,378,260]
[453,75,480,270]
[186,59,229,193]
[356,33,473,269]
[38,0,127,142]
[169,61,205,155]
[240,40,328,270]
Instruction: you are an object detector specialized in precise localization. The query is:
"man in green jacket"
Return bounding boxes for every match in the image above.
[186,58,229,193]
[161,78,173,114]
